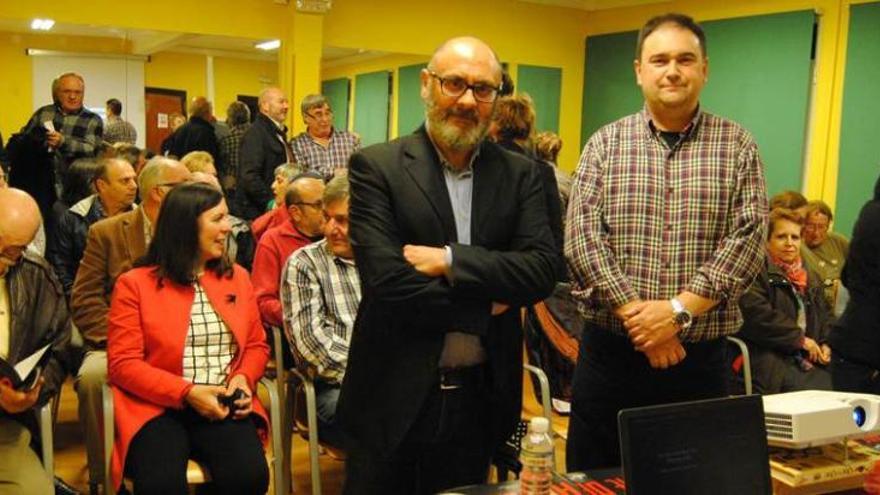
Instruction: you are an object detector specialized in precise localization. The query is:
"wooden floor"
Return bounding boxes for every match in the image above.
[52,363,567,494]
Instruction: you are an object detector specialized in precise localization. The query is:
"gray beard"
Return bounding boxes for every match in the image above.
[426,100,490,152]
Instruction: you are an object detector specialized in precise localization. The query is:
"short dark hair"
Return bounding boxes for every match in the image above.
[227,101,251,126]
[136,182,232,285]
[106,98,122,116]
[61,158,100,205]
[636,13,707,59]
[492,94,536,142]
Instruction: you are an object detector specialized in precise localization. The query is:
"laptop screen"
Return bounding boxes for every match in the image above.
[618,395,771,495]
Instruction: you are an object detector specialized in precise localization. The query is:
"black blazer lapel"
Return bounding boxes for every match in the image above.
[402,129,458,242]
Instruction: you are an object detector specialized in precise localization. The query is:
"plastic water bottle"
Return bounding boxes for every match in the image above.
[520,416,553,495]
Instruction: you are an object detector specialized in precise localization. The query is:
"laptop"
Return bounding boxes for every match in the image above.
[618,395,772,495]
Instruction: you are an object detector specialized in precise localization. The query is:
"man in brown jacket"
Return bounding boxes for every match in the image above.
[69,156,189,493]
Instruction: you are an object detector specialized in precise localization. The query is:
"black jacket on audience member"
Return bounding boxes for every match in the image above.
[235,113,288,221]
[830,176,880,369]
[167,116,219,161]
[738,257,834,393]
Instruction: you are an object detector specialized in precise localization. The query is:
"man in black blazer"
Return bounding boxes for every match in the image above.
[236,87,292,220]
[168,96,219,161]
[337,36,559,494]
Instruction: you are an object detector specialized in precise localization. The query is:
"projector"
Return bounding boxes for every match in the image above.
[763,390,880,448]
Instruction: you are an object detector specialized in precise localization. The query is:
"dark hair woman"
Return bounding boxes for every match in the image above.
[106,182,270,494]
[736,208,834,394]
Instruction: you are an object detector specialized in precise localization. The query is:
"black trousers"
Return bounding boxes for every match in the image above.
[566,325,728,472]
[831,353,880,394]
[125,408,268,495]
[343,365,494,495]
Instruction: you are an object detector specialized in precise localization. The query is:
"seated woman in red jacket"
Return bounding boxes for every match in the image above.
[107,182,270,494]
[737,207,834,394]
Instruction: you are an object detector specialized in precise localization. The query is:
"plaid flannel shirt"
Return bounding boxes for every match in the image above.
[218,123,250,186]
[281,239,361,383]
[103,117,137,144]
[565,108,768,342]
[24,104,103,162]
[289,128,360,179]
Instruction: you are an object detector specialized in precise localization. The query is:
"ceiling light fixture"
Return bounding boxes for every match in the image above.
[31,18,55,31]
[255,39,281,51]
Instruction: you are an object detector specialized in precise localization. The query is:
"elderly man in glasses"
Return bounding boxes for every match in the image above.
[337,36,559,494]
[289,94,360,181]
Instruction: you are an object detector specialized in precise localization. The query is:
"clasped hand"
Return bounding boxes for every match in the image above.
[185,374,253,421]
[617,300,686,369]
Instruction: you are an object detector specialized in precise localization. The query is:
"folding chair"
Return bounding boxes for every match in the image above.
[102,379,284,495]
[727,335,753,396]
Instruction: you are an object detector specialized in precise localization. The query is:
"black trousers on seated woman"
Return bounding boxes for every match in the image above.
[125,408,268,495]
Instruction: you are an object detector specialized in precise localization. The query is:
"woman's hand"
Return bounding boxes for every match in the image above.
[819,343,832,365]
[226,374,254,420]
[185,384,228,420]
[802,337,823,363]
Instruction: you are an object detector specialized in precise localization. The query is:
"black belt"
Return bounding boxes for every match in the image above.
[438,364,487,391]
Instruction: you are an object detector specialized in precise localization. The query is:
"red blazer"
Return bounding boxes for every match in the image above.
[107,264,270,488]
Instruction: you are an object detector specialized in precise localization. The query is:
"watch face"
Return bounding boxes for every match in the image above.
[675,311,692,328]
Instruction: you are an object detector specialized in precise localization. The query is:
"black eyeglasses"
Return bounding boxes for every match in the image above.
[428,70,501,103]
[294,200,324,210]
[305,110,333,121]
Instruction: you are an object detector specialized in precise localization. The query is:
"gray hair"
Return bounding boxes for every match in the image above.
[138,156,179,197]
[274,162,302,182]
[323,175,350,206]
[301,94,329,117]
[52,72,85,103]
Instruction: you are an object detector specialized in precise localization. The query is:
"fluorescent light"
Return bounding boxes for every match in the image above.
[30,18,55,31]
[255,39,281,51]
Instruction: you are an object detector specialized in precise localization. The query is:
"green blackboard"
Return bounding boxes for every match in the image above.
[398,63,427,136]
[354,70,391,146]
[581,11,815,196]
[517,65,562,133]
[321,78,350,131]
[835,1,880,237]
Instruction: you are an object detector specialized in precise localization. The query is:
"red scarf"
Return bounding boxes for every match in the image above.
[770,254,808,294]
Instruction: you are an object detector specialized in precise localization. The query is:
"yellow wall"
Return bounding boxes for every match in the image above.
[322,53,430,138]
[322,0,590,171]
[0,31,128,140]
[214,57,277,120]
[143,51,207,110]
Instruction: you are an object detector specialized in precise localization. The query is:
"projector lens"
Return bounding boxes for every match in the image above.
[854,406,867,427]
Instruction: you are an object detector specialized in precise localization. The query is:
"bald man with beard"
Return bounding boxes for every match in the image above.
[0,188,73,495]
[236,87,294,220]
[337,36,559,494]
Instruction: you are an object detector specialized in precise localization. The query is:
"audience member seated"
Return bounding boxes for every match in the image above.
[112,143,146,174]
[830,175,880,394]
[107,182,270,494]
[51,158,100,226]
[250,162,302,242]
[48,158,137,297]
[737,208,834,394]
[191,172,255,271]
[281,176,357,447]
[0,188,74,495]
[253,173,325,330]
[768,190,807,212]
[181,150,219,177]
[801,200,850,311]
[70,157,191,493]
[534,131,570,231]
[167,97,219,162]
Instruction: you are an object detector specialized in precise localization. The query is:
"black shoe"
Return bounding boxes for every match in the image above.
[54,476,81,495]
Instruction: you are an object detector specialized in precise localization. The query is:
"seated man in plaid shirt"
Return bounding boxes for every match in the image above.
[289,95,360,181]
[280,175,358,448]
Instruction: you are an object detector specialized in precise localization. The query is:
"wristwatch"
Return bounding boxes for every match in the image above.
[670,298,693,331]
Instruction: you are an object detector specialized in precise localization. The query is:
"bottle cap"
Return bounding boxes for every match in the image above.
[530,416,550,433]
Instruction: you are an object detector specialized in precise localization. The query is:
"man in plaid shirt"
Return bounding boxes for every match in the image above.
[564,13,767,471]
[23,72,103,176]
[289,94,360,180]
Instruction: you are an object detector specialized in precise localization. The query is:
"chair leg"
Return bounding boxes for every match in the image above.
[103,383,116,495]
[303,377,322,495]
[40,401,53,478]
[260,378,287,495]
